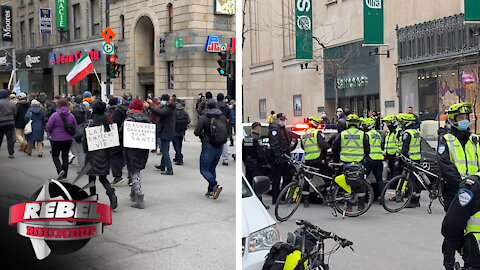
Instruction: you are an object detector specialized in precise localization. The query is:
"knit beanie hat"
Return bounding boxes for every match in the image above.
[129,99,144,111]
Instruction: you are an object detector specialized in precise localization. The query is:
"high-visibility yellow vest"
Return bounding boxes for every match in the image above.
[367,129,383,160]
[301,128,321,161]
[444,133,480,179]
[340,127,364,162]
[405,129,421,161]
[385,130,400,156]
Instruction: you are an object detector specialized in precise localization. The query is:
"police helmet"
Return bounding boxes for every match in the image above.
[446,103,472,126]
[346,114,361,128]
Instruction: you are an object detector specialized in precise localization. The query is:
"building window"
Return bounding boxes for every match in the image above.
[167,61,174,89]
[29,18,34,48]
[20,21,25,49]
[91,0,100,35]
[120,15,125,39]
[73,4,81,39]
[167,3,173,31]
[20,0,25,6]
[282,0,295,57]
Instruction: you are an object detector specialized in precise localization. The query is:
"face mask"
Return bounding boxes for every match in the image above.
[457,119,470,131]
[161,101,166,106]
[279,120,285,126]
[322,113,327,118]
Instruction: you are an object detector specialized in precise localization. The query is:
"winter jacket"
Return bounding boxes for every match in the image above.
[15,99,30,129]
[217,100,231,122]
[83,114,112,176]
[174,103,191,137]
[149,103,162,124]
[124,112,151,172]
[148,101,176,141]
[25,106,45,141]
[194,108,226,146]
[72,103,90,125]
[46,106,77,141]
[112,103,129,126]
[0,93,16,126]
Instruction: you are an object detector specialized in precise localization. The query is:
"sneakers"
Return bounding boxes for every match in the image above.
[155,164,166,171]
[68,153,75,164]
[8,154,14,159]
[206,185,223,200]
[161,171,173,175]
[128,179,132,186]
[222,161,229,166]
[111,177,124,186]
[175,161,183,165]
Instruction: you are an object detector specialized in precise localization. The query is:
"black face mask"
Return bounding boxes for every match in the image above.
[387,124,395,131]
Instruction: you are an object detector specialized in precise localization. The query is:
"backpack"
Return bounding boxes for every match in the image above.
[175,108,190,133]
[262,242,294,270]
[59,113,76,136]
[209,116,228,147]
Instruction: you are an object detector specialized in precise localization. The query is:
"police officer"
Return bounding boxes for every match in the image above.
[439,103,479,270]
[362,117,385,199]
[382,115,402,180]
[268,113,292,204]
[300,116,330,207]
[332,114,369,210]
[243,122,268,184]
[397,113,422,208]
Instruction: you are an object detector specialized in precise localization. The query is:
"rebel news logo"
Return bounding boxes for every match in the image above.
[8,180,112,260]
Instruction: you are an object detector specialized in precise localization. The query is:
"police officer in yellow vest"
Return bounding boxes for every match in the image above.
[362,117,385,199]
[300,116,330,207]
[382,115,402,179]
[439,103,480,270]
[332,114,369,209]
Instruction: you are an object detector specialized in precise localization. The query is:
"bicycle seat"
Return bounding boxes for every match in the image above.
[328,163,344,169]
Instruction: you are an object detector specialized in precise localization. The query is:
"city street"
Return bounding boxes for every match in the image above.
[0,130,236,269]
[264,193,460,270]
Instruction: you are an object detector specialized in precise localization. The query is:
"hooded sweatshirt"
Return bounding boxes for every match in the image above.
[46,106,77,141]
[0,89,16,125]
[194,108,225,146]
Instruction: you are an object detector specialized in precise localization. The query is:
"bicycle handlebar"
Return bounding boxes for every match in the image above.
[296,220,353,248]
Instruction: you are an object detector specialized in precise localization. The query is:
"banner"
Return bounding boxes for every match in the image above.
[39,8,52,34]
[465,0,480,23]
[123,121,156,150]
[1,5,12,42]
[85,124,119,151]
[295,0,313,59]
[363,0,384,45]
[56,0,67,29]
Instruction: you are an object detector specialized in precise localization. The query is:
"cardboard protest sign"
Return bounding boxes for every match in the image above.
[85,124,119,151]
[123,121,156,150]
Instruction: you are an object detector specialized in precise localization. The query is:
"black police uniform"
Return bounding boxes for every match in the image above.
[242,131,268,184]
[442,176,480,270]
[438,127,474,269]
[269,122,292,204]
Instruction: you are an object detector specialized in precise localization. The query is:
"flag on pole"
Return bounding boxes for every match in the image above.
[13,81,20,95]
[66,53,94,87]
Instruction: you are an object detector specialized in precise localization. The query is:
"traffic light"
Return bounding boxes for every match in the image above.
[108,54,120,78]
[217,51,227,76]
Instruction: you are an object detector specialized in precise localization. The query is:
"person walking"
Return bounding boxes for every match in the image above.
[71,97,89,169]
[15,92,30,152]
[82,101,117,209]
[24,100,45,157]
[194,98,226,199]
[46,98,77,179]
[0,89,17,159]
[106,97,123,185]
[173,101,191,165]
[217,93,231,166]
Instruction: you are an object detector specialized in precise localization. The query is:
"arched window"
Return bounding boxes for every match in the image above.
[167,3,173,31]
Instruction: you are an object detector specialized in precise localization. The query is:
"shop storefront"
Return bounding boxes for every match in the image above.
[16,48,53,98]
[324,41,380,117]
[51,41,105,96]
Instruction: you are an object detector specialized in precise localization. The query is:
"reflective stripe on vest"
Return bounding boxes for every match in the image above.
[405,129,421,161]
[367,129,383,160]
[466,211,480,235]
[301,128,321,161]
[385,131,399,156]
[444,133,480,178]
[340,127,364,162]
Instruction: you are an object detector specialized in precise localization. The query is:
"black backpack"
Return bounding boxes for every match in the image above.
[59,113,76,136]
[175,108,190,133]
[262,242,294,270]
[209,115,228,147]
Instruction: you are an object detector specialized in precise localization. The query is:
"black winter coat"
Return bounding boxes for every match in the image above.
[124,112,151,171]
[149,101,176,141]
[194,108,225,146]
[83,114,112,176]
[174,104,191,136]
[15,100,30,129]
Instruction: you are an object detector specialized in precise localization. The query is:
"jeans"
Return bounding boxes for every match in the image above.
[110,146,124,178]
[200,144,223,192]
[365,160,384,198]
[158,138,173,172]
[172,136,184,163]
[72,141,85,168]
[50,139,72,178]
[221,143,229,162]
[0,123,15,155]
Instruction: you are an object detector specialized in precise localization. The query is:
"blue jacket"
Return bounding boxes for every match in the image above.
[25,106,45,141]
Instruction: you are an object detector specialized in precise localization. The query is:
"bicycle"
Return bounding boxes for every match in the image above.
[380,154,444,213]
[284,219,354,270]
[274,155,375,221]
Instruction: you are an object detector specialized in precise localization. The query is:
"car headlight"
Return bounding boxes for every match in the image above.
[248,224,280,253]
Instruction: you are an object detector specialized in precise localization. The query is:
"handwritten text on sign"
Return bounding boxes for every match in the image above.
[123,121,156,150]
[86,124,119,151]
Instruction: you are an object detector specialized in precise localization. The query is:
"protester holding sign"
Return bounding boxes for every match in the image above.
[82,101,117,210]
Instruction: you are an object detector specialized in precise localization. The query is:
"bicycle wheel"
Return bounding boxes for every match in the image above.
[331,181,374,217]
[275,181,302,222]
[380,174,414,213]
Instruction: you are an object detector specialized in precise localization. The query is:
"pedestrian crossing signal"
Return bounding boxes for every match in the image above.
[217,52,227,76]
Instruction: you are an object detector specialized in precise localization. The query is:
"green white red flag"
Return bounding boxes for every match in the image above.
[66,53,94,86]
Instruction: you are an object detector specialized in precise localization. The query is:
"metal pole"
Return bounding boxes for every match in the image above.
[12,48,15,86]
[105,0,110,96]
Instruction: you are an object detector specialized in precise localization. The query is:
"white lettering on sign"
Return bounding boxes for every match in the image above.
[85,124,120,151]
[365,0,382,9]
[296,0,311,12]
[25,55,41,68]
[123,121,156,150]
[3,9,11,38]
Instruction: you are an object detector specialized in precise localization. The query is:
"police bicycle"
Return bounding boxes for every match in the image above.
[282,220,354,270]
[274,155,375,221]
[380,154,444,213]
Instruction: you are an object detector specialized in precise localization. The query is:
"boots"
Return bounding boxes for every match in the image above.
[106,188,118,210]
[131,194,144,209]
[19,142,26,152]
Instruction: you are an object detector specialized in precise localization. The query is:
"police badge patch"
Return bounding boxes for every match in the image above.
[272,131,277,136]
[438,144,446,155]
[458,188,473,207]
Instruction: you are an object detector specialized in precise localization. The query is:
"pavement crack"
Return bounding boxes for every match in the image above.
[143,221,210,236]
[101,237,181,254]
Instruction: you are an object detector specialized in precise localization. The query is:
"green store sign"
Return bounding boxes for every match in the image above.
[56,0,67,29]
[295,0,313,60]
[337,76,368,89]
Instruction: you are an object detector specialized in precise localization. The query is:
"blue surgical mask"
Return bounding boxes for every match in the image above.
[457,119,470,131]
[161,101,166,106]
[279,120,285,126]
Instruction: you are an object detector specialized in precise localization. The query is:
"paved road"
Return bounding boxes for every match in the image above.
[263,192,461,270]
[0,130,236,269]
